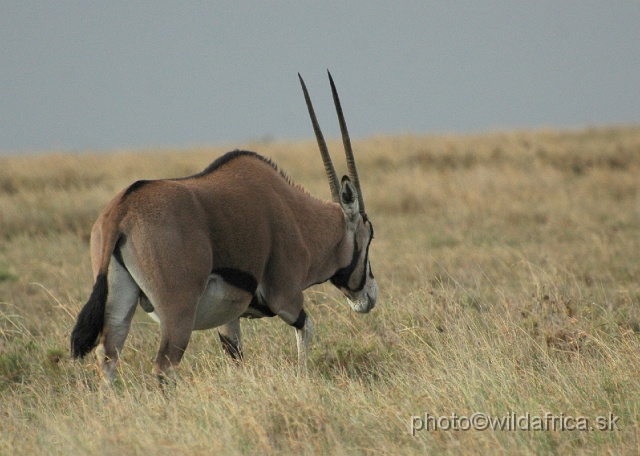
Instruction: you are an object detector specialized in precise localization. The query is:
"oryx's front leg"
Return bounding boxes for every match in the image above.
[217,319,243,362]
[273,291,313,376]
[294,309,312,377]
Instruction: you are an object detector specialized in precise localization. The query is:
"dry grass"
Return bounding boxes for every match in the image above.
[1,126,640,454]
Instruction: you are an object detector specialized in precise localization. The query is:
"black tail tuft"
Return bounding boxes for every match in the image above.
[70,273,108,359]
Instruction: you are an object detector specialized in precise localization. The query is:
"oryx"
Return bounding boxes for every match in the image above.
[70,72,377,384]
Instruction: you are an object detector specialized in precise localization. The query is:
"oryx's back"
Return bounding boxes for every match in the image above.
[112,150,313,278]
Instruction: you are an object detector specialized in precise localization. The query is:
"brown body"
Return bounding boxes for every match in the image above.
[70,73,378,385]
[97,153,351,321]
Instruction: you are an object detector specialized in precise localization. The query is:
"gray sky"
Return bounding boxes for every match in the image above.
[2,2,639,154]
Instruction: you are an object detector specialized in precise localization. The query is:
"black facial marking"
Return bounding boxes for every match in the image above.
[330,238,360,290]
[362,224,374,280]
[330,217,374,292]
[213,268,258,295]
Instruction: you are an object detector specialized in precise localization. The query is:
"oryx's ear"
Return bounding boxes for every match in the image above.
[339,175,359,220]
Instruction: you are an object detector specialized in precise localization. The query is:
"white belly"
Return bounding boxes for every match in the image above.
[192,274,252,330]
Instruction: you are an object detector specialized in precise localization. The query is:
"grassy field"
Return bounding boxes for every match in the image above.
[1,126,639,454]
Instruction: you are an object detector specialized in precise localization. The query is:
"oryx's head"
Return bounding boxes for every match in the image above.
[299,71,378,313]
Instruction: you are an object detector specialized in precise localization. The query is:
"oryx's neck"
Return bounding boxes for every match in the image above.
[295,198,352,288]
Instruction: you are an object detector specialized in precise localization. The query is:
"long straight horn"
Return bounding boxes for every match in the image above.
[298,73,340,203]
[328,71,365,213]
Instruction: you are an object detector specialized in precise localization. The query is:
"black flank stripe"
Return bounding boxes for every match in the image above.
[113,234,127,268]
[213,268,258,295]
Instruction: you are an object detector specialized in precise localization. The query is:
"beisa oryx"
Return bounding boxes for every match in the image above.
[70,72,378,385]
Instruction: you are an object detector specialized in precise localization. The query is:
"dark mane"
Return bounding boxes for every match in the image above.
[193,150,291,182]
[123,150,299,198]
[122,179,151,198]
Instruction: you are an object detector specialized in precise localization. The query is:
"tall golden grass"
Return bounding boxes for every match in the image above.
[1,126,639,454]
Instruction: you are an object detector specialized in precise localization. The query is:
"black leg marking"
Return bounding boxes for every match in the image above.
[218,332,243,361]
[291,308,307,330]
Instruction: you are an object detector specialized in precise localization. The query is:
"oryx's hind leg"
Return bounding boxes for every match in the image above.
[218,319,243,362]
[99,258,140,385]
[151,291,201,386]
